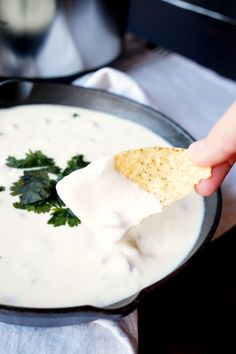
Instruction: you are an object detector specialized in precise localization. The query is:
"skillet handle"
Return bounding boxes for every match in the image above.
[0,80,33,108]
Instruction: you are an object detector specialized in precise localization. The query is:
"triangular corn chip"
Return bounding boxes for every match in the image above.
[114,147,211,207]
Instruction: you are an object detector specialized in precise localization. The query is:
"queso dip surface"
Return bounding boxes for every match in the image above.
[0,104,204,308]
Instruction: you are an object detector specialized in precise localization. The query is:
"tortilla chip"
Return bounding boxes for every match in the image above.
[114,147,211,207]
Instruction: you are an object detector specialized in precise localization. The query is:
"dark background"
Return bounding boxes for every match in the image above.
[128,0,236,80]
[186,0,236,18]
[138,226,236,353]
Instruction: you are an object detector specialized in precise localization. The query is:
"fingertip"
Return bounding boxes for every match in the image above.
[194,162,231,196]
[188,140,202,158]
[194,180,217,196]
[188,139,208,166]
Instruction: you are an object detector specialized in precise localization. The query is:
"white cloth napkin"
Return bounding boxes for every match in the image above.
[75,67,148,105]
[0,314,138,354]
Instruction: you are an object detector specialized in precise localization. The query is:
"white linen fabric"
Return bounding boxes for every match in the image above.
[75,67,148,104]
[0,312,138,354]
[1,49,236,353]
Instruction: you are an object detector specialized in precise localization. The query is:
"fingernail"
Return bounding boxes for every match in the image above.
[188,139,205,162]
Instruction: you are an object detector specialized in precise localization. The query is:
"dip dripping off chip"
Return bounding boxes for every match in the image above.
[114,147,211,207]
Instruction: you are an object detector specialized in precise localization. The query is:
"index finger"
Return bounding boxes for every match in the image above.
[188,101,236,167]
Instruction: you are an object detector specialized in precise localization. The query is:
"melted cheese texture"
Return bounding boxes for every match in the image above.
[0,105,204,308]
[56,156,163,245]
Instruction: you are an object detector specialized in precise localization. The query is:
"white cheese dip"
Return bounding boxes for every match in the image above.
[56,156,162,245]
[0,104,205,308]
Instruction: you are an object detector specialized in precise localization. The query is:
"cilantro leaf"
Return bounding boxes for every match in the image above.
[60,154,89,178]
[6,150,61,174]
[0,186,5,192]
[7,151,89,228]
[72,113,80,118]
[13,201,51,213]
[48,207,81,227]
[10,169,54,205]
[12,190,63,215]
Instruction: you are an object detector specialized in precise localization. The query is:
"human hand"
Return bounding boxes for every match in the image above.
[188,101,236,196]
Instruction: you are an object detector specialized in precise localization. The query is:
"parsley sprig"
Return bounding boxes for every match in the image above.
[59,155,89,179]
[6,150,61,174]
[7,150,89,227]
[0,186,5,192]
[10,169,53,205]
[48,206,81,227]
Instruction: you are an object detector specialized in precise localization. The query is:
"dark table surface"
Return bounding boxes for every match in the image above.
[128,0,236,80]
[138,226,236,353]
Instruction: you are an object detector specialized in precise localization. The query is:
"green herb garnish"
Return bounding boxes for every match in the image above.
[72,113,80,118]
[10,169,53,205]
[59,154,89,178]
[48,206,81,227]
[0,186,5,192]
[6,150,61,174]
[7,150,90,227]
[13,201,51,214]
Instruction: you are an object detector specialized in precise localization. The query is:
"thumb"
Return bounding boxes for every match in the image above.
[188,101,236,167]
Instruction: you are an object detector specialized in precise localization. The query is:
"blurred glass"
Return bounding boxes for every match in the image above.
[0,0,128,79]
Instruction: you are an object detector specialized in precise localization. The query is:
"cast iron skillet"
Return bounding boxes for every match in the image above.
[0,80,221,327]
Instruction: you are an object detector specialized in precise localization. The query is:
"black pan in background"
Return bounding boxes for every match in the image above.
[0,80,221,327]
